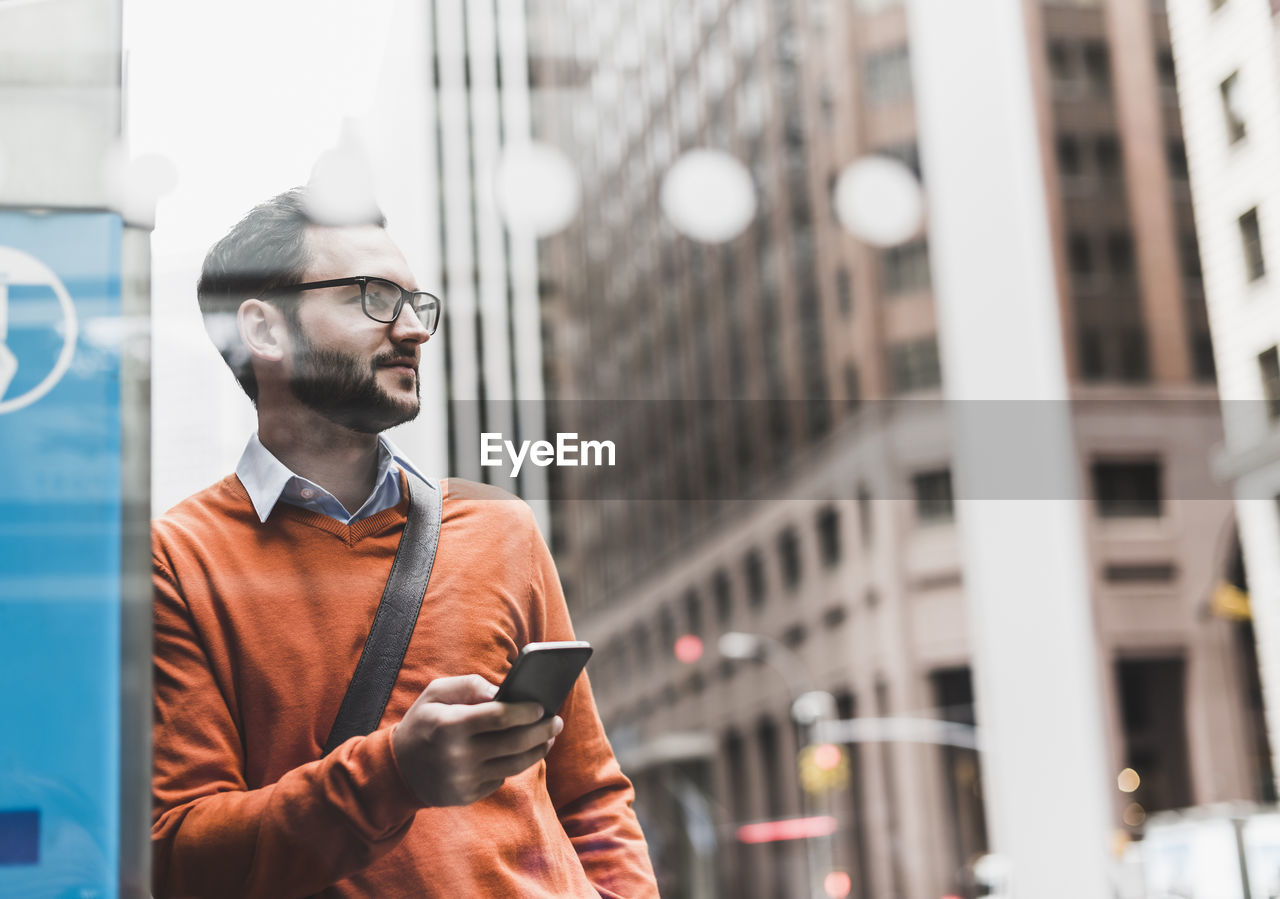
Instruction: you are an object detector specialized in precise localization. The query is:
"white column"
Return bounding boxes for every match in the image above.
[905,1,1114,896]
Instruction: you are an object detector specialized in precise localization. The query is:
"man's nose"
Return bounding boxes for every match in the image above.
[391,302,431,345]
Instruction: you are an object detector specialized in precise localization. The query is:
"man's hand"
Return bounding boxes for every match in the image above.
[392,674,563,807]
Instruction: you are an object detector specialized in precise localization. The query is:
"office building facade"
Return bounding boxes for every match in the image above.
[1166,0,1280,816]
[531,0,1268,895]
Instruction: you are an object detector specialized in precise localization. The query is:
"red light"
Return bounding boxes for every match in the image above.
[674,634,703,663]
[824,871,852,898]
[813,743,842,771]
[736,815,838,844]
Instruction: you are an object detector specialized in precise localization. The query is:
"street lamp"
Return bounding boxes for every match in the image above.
[719,631,836,729]
[717,632,838,899]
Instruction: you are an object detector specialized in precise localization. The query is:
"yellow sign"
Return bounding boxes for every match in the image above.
[1211,581,1251,621]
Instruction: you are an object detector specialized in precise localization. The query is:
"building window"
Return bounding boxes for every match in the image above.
[744,551,766,609]
[913,469,954,523]
[1121,328,1151,382]
[1092,460,1163,518]
[1077,327,1151,383]
[844,362,862,411]
[1069,232,1094,275]
[1057,135,1083,177]
[819,83,836,130]
[1079,327,1105,380]
[930,669,989,881]
[857,484,873,546]
[1221,71,1247,144]
[1095,135,1122,179]
[836,267,853,317]
[659,606,676,657]
[1260,346,1280,421]
[882,239,932,295]
[1048,40,1072,82]
[713,570,733,623]
[865,46,912,106]
[817,505,841,568]
[1240,207,1266,281]
[756,718,785,819]
[1107,231,1135,280]
[774,623,804,652]
[888,337,942,394]
[683,588,703,637]
[1082,40,1112,95]
[1116,658,1193,814]
[778,527,802,590]
[721,730,750,893]
[1104,562,1177,583]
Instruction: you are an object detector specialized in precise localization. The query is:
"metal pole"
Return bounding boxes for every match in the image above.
[720,633,836,899]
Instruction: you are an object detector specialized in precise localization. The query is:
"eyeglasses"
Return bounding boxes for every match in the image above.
[263,277,442,335]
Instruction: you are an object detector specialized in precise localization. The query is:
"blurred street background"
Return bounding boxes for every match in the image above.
[5,0,1280,896]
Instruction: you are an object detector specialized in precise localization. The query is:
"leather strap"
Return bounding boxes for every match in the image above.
[322,473,442,757]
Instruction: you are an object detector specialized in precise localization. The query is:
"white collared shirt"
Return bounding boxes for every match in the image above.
[235,433,429,524]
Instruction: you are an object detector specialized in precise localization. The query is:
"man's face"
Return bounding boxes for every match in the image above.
[282,225,429,433]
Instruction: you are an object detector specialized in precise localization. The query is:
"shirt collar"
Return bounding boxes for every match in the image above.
[235,432,428,524]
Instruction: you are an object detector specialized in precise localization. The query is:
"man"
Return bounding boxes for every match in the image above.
[151,188,658,898]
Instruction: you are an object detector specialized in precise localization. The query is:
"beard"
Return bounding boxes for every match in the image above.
[287,327,421,434]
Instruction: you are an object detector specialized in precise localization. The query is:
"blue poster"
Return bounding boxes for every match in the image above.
[0,211,124,898]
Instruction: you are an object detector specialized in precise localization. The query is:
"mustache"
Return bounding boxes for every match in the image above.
[373,351,418,367]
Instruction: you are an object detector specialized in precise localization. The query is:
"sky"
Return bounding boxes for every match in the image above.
[121,0,403,511]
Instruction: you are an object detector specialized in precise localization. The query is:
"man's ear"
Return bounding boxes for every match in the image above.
[237,299,290,363]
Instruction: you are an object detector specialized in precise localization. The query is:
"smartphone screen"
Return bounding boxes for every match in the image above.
[494,641,593,719]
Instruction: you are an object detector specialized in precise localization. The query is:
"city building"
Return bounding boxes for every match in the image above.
[529,0,1271,895]
[416,0,551,516]
[1165,0,1280,803]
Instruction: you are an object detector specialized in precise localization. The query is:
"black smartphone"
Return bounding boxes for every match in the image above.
[494,641,593,720]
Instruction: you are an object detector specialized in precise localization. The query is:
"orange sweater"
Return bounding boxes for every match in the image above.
[151,475,657,898]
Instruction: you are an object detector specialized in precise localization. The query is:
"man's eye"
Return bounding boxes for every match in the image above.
[365,292,396,311]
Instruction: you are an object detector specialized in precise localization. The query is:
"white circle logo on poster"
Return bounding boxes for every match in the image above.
[0,245,78,415]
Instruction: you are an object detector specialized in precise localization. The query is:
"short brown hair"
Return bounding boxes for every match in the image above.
[196,187,385,403]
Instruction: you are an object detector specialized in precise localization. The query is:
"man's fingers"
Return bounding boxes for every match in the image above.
[472,714,562,758]
[462,700,548,733]
[479,740,556,781]
[421,674,498,706]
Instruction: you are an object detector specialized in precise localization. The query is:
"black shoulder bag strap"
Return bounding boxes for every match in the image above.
[321,472,443,757]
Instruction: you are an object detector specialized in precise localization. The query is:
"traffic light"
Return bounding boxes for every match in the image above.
[799,743,850,795]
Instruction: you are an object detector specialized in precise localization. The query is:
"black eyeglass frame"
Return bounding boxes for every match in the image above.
[262,276,442,334]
